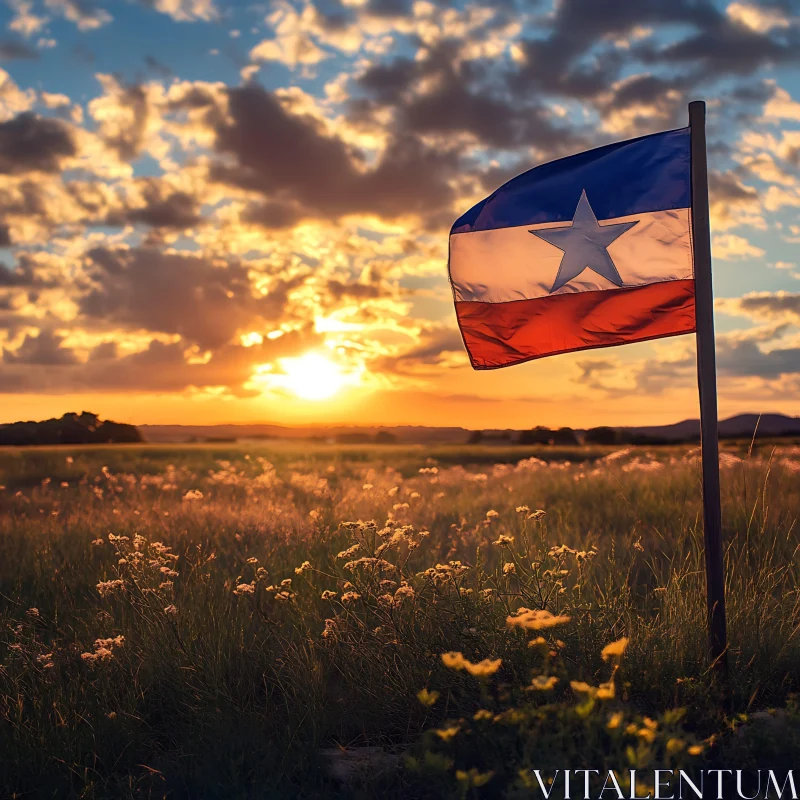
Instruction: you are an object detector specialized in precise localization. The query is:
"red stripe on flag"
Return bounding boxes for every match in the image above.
[455,278,696,369]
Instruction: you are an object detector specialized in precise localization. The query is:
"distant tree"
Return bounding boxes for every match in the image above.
[553,427,579,445]
[519,426,555,445]
[584,426,619,445]
[374,431,397,444]
[467,431,483,444]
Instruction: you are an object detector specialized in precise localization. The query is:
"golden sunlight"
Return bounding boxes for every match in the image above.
[275,352,350,401]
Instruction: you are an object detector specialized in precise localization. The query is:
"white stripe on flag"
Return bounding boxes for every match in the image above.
[449,208,693,304]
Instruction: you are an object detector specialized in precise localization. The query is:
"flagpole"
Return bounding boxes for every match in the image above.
[688,100,728,670]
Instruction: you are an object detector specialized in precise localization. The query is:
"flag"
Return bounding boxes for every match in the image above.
[449,128,696,369]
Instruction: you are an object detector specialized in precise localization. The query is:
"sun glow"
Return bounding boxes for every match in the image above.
[274,352,351,401]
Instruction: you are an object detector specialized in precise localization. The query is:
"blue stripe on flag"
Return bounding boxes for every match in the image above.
[451,128,690,234]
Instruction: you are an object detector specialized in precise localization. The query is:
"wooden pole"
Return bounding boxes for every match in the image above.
[689,100,728,670]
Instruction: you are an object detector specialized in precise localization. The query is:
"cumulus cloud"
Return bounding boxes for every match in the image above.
[0,112,76,173]
[211,83,457,226]
[717,291,800,325]
[78,247,280,350]
[44,0,111,30]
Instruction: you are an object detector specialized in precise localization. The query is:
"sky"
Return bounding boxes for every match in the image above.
[0,0,799,429]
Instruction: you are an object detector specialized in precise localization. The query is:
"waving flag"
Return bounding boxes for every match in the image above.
[449,128,695,369]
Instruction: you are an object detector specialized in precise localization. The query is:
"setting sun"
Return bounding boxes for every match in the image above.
[275,353,350,401]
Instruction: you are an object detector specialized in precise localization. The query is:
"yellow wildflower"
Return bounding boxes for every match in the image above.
[464,658,502,678]
[528,675,559,691]
[601,637,629,661]
[507,608,571,630]
[607,711,624,730]
[417,688,439,707]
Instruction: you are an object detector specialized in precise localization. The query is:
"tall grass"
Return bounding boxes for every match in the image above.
[0,443,798,797]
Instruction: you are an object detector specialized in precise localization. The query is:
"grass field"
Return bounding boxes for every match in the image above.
[1,441,799,798]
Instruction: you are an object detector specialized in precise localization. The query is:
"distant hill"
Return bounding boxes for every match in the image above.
[136,413,800,445]
[624,413,800,443]
[0,412,142,446]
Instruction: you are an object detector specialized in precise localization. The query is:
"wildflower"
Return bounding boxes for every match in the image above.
[36,653,55,669]
[247,557,258,564]
[527,636,548,650]
[492,535,514,547]
[394,583,415,603]
[159,581,174,590]
[666,738,685,755]
[435,725,460,742]
[465,658,502,677]
[321,590,337,600]
[321,619,336,638]
[60,481,69,488]
[597,680,615,700]
[688,744,704,756]
[26,608,40,618]
[570,681,594,695]
[441,651,467,670]
[637,726,656,743]
[160,567,179,578]
[280,578,292,588]
[294,561,312,575]
[417,688,439,707]
[96,579,124,597]
[607,712,624,730]
[336,544,360,560]
[485,509,499,519]
[362,483,373,490]
[503,562,516,575]
[164,604,178,617]
[275,591,294,602]
[233,583,255,595]
[456,769,495,788]
[528,509,546,520]
[91,539,104,546]
[409,492,420,499]
[441,651,501,677]
[507,608,571,630]
[473,709,493,721]
[516,505,530,514]
[182,489,204,501]
[528,675,559,691]
[341,591,361,603]
[601,637,629,661]
[82,635,124,664]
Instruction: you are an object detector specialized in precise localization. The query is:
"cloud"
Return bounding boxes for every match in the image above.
[712,233,765,260]
[763,85,800,121]
[250,2,328,69]
[726,2,791,34]
[2,329,78,365]
[211,83,457,226]
[0,113,76,174]
[6,0,48,38]
[708,170,761,230]
[122,180,201,229]
[78,246,281,350]
[355,43,580,153]
[45,0,111,30]
[0,328,318,393]
[0,37,38,59]
[717,291,800,325]
[135,0,217,22]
